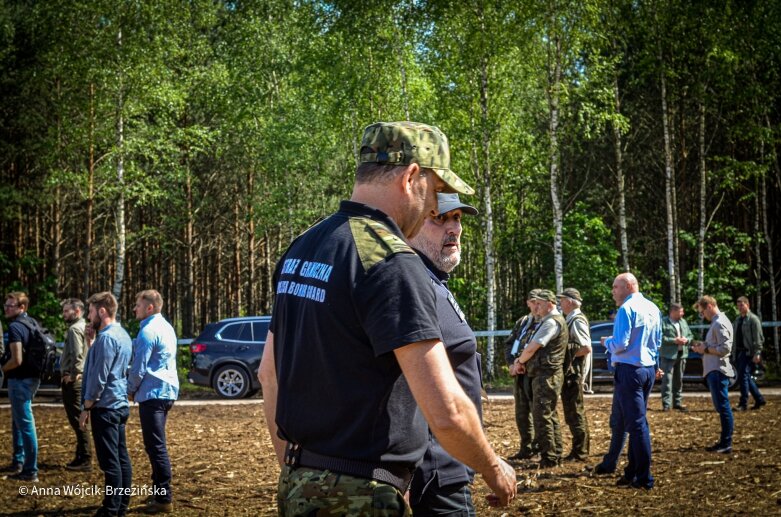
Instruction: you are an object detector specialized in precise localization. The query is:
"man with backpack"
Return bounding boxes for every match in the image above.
[1,291,42,482]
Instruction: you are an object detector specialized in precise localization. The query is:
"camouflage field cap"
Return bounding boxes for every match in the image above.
[526,288,543,301]
[531,289,557,303]
[359,121,475,195]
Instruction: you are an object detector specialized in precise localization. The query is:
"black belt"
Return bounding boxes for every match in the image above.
[284,443,414,492]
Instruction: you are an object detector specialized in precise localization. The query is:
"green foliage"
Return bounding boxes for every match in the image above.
[562,204,620,319]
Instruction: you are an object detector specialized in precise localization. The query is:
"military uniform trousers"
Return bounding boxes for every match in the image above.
[561,374,589,458]
[513,373,536,454]
[278,465,410,516]
[530,371,563,463]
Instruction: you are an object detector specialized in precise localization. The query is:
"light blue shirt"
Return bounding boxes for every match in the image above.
[127,313,179,403]
[604,292,662,367]
[82,323,133,409]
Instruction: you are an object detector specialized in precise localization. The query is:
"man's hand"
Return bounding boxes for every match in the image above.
[691,342,705,354]
[85,326,96,345]
[674,337,688,346]
[601,336,609,345]
[655,368,663,381]
[484,457,517,507]
[128,393,134,402]
[75,374,82,383]
[753,354,761,365]
[62,374,72,384]
[79,410,90,430]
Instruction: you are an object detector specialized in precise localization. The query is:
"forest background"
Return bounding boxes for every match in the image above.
[1,0,780,378]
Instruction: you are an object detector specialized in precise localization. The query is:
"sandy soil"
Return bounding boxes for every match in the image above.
[1,395,780,516]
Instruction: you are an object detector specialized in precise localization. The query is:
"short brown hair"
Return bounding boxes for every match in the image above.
[697,295,718,310]
[736,296,750,305]
[5,291,29,310]
[669,302,683,311]
[87,291,118,318]
[61,298,84,313]
[135,289,163,312]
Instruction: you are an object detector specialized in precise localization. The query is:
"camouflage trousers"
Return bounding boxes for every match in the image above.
[277,465,411,516]
[513,373,536,454]
[531,371,563,463]
[561,374,590,458]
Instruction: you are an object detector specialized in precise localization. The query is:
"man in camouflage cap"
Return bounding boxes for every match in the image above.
[260,121,516,515]
[515,289,568,468]
[360,121,475,196]
[557,288,592,461]
[505,289,542,460]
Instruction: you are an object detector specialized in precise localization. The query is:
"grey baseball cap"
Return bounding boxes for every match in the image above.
[557,288,582,302]
[436,193,478,216]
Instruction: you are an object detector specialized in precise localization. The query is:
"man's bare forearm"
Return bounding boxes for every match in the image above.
[259,331,285,466]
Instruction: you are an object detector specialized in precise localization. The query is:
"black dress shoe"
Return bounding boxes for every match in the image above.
[734,405,748,412]
[751,400,766,410]
[588,463,615,475]
[673,405,689,412]
[662,407,671,412]
[616,476,634,487]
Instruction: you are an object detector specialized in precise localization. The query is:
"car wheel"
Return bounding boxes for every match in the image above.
[213,365,251,399]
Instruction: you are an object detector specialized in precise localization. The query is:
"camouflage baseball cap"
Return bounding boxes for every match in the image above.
[359,121,475,195]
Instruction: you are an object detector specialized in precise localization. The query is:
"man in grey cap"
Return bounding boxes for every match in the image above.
[557,288,591,461]
[409,193,483,515]
[515,289,568,468]
[259,122,516,514]
[504,289,542,460]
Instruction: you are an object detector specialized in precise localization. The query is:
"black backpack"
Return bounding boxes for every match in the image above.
[17,317,58,381]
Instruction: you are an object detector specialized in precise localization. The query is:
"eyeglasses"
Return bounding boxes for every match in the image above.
[4,303,19,308]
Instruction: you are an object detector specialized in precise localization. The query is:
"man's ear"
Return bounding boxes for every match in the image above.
[402,163,421,194]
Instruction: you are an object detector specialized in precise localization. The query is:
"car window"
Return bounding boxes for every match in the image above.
[590,324,612,345]
[219,323,253,342]
[253,321,270,342]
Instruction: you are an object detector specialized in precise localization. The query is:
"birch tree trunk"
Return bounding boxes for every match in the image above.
[183,166,195,337]
[763,114,780,361]
[697,101,707,300]
[478,8,497,379]
[111,29,126,304]
[754,180,763,317]
[84,83,95,300]
[660,53,677,302]
[613,74,630,272]
[548,34,564,295]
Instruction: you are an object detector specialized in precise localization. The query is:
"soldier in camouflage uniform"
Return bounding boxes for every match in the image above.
[505,289,541,460]
[557,288,592,461]
[259,122,516,516]
[515,290,568,468]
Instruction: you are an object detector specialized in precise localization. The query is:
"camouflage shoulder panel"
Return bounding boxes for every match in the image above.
[349,217,414,271]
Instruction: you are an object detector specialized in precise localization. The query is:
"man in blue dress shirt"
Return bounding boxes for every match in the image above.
[79,291,133,517]
[600,273,662,490]
[128,289,179,514]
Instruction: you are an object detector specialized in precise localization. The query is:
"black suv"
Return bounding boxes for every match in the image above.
[586,320,717,390]
[187,316,270,399]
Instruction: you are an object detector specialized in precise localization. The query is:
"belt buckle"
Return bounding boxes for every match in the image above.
[284,443,302,467]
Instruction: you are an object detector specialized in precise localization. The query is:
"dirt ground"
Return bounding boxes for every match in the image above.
[1,394,780,516]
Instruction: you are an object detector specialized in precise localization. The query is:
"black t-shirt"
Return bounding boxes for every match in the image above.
[4,314,37,379]
[411,252,481,496]
[270,201,442,466]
